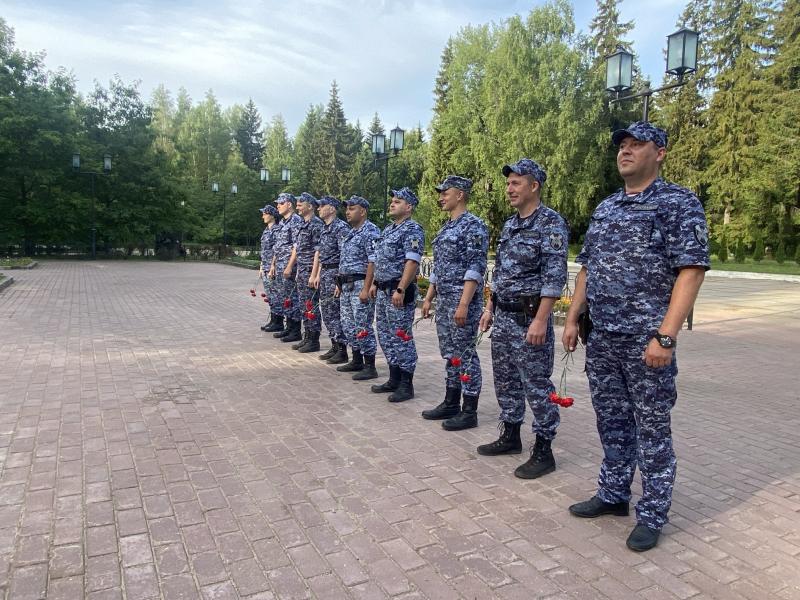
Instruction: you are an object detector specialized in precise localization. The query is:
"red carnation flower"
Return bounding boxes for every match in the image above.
[283,299,292,308]
[356,329,368,339]
[261,293,267,298]
[450,357,462,367]
[305,300,313,311]
[459,373,471,383]
[249,289,256,294]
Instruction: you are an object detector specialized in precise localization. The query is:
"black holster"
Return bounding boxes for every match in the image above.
[377,280,417,305]
[578,308,593,345]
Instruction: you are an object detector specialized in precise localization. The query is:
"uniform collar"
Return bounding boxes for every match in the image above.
[618,177,665,203]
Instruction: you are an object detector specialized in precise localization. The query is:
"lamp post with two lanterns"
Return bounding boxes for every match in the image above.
[371,126,405,226]
[211,181,237,252]
[72,152,112,260]
[605,27,700,121]
[259,166,292,191]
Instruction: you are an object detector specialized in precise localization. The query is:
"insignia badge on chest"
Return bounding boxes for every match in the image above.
[694,224,709,247]
[549,233,564,251]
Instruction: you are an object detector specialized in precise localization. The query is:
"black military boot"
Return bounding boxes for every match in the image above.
[421,387,461,420]
[298,330,320,353]
[281,319,302,343]
[260,316,275,331]
[476,422,522,456]
[272,317,292,339]
[388,369,414,402]
[514,435,556,479]
[292,328,310,350]
[352,354,378,381]
[336,349,363,372]
[442,393,478,431]
[371,365,401,393]
[319,339,338,361]
[263,315,283,332]
[327,343,349,365]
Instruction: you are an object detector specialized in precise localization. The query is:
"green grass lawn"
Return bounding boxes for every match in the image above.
[0,257,35,268]
[709,259,800,275]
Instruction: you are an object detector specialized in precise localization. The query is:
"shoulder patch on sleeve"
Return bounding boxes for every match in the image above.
[548,232,564,251]
[694,224,708,247]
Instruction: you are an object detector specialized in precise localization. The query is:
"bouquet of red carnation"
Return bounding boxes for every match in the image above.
[549,351,576,408]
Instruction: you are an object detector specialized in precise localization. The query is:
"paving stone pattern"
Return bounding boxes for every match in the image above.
[0,261,798,599]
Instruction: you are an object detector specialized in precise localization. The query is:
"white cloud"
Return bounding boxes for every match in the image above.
[5,0,684,134]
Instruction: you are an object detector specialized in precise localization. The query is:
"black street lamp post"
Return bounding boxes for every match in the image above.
[212,182,237,254]
[259,166,292,191]
[72,152,112,259]
[371,126,404,226]
[605,27,700,121]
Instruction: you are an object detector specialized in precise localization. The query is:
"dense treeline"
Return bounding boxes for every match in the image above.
[1,0,797,259]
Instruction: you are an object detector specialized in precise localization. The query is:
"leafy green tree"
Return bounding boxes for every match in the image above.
[0,19,84,253]
[752,238,764,261]
[234,98,264,171]
[656,0,713,203]
[734,238,747,262]
[313,81,360,197]
[706,0,773,243]
[775,240,786,263]
[261,114,293,198]
[291,104,324,195]
[718,230,729,261]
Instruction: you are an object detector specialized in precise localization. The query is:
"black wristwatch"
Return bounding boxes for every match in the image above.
[396,287,404,294]
[651,331,676,349]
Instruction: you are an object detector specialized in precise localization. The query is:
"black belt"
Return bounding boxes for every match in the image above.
[321,262,339,269]
[496,300,525,312]
[375,279,400,293]
[338,273,366,284]
[492,293,541,315]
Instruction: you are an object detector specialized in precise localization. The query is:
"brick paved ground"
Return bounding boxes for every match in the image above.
[0,261,798,599]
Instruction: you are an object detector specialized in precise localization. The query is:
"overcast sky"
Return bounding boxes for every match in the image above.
[5,0,687,134]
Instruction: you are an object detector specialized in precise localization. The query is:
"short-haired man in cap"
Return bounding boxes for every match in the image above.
[269,193,303,341]
[289,192,324,352]
[309,195,351,362]
[477,159,569,481]
[368,187,425,402]
[421,176,489,430]
[336,196,381,376]
[258,204,281,332]
[563,121,709,552]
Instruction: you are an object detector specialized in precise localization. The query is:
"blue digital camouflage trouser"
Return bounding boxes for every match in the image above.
[375,288,417,373]
[339,280,376,356]
[435,291,482,395]
[320,268,344,343]
[491,309,559,439]
[262,274,280,317]
[586,329,678,530]
[297,265,321,332]
[275,271,300,321]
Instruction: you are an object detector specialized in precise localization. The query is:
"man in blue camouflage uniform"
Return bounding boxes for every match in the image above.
[477,159,569,481]
[369,187,425,402]
[258,204,281,332]
[563,122,709,552]
[289,192,324,352]
[269,193,303,342]
[310,195,351,363]
[336,196,381,377]
[420,176,489,430]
